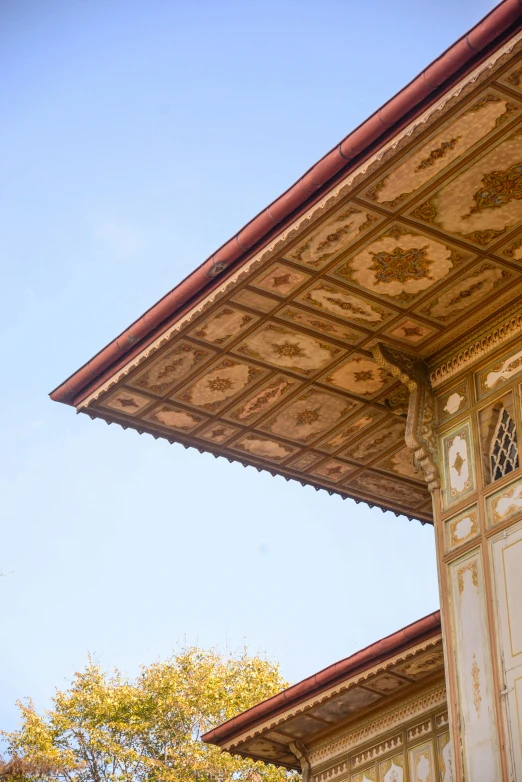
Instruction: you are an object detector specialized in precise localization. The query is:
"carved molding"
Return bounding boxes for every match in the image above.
[352,734,403,769]
[429,300,522,388]
[373,343,439,491]
[308,684,446,768]
[312,760,348,782]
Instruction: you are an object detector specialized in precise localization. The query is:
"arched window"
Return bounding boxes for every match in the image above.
[490,406,519,482]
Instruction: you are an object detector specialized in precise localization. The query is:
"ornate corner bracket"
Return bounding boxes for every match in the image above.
[289,741,311,782]
[373,343,440,491]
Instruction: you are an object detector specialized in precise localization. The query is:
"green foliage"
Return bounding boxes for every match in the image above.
[3,648,296,782]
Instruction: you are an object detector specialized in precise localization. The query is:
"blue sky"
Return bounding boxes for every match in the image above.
[1,0,494,732]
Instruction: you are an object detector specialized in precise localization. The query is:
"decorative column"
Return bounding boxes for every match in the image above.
[375,338,522,782]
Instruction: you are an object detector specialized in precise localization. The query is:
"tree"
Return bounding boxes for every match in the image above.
[2,647,296,782]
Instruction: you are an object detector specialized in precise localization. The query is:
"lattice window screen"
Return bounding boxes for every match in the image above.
[490,407,519,481]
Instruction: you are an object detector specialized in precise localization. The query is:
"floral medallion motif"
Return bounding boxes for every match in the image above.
[277,306,365,344]
[189,306,257,345]
[297,281,395,329]
[101,390,152,416]
[129,342,211,395]
[384,318,436,345]
[409,131,522,246]
[323,355,394,398]
[311,459,355,482]
[442,423,475,508]
[227,375,299,424]
[333,228,466,303]
[235,323,343,375]
[363,93,518,208]
[174,358,266,412]
[262,388,357,443]
[197,423,239,444]
[283,204,381,269]
[417,262,513,323]
[251,263,310,296]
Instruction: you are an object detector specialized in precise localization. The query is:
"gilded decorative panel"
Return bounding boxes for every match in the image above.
[260,387,358,444]
[441,421,476,510]
[392,649,444,680]
[361,90,520,210]
[374,445,424,483]
[128,341,212,396]
[409,129,522,248]
[288,451,323,471]
[231,434,298,462]
[449,550,500,782]
[282,202,383,270]
[382,317,437,346]
[443,505,479,553]
[476,344,522,398]
[225,374,300,424]
[436,381,470,424]
[342,418,406,463]
[296,280,397,329]
[310,459,356,483]
[277,305,366,345]
[188,306,258,345]
[100,389,152,416]
[144,403,207,432]
[317,409,386,453]
[497,60,522,95]
[332,225,471,307]
[485,475,522,527]
[351,768,376,782]
[321,354,396,399]
[497,227,522,262]
[172,358,267,413]
[230,289,279,313]
[408,741,435,782]
[348,471,427,509]
[197,422,239,444]
[436,732,455,782]
[379,754,405,782]
[234,323,344,376]
[251,263,311,297]
[414,261,515,324]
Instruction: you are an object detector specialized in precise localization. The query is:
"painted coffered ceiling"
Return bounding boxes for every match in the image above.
[211,637,445,770]
[70,43,522,525]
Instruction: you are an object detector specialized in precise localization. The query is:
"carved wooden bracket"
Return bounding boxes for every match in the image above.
[289,741,311,782]
[373,343,440,491]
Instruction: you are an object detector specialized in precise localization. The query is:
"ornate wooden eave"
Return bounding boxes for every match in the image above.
[50,3,522,524]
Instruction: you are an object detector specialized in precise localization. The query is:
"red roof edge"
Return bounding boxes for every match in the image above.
[50,0,522,407]
[201,610,441,747]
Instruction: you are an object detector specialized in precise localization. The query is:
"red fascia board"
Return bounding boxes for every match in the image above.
[50,0,522,407]
[201,610,441,747]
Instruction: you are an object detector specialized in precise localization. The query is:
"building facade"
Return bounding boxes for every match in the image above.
[202,613,451,782]
[52,2,522,778]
